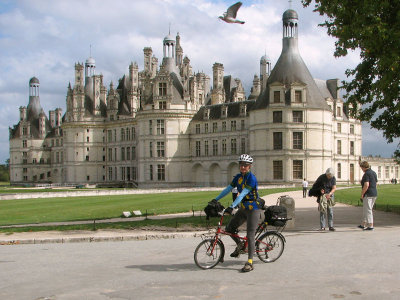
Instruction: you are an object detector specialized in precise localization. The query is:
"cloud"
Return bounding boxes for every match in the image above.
[0,0,397,164]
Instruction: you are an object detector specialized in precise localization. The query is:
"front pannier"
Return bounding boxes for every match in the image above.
[264,205,287,226]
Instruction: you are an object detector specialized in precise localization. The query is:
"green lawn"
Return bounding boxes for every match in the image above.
[335,184,400,213]
[0,187,297,226]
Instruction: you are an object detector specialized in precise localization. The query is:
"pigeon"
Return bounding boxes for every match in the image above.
[219,2,245,24]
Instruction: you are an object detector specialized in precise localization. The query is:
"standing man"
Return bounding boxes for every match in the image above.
[212,154,261,272]
[359,161,378,231]
[309,168,337,231]
[302,178,308,198]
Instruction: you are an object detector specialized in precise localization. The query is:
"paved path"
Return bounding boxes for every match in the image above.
[1,190,399,244]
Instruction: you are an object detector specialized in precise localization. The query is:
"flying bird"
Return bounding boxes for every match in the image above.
[219,2,245,24]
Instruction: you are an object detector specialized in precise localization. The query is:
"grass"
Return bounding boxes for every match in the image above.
[335,184,400,213]
[0,187,297,227]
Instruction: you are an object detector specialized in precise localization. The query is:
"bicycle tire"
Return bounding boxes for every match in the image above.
[256,231,285,263]
[194,238,224,269]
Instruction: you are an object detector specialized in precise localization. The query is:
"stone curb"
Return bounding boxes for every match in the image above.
[0,231,208,245]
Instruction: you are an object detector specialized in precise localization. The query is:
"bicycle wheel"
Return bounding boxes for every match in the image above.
[256,231,285,263]
[194,238,224,269]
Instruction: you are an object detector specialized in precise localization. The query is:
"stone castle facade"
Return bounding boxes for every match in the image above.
[9,9,399,187]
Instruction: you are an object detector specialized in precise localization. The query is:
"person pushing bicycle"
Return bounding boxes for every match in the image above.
[211,154,262,272]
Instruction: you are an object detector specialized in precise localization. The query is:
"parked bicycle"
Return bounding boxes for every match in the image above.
[194,198,290,270]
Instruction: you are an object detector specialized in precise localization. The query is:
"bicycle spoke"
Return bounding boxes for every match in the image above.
[256,232,285,263]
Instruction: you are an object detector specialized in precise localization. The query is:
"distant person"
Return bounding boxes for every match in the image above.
[308,168,337,231]
[358,161,378,231]
[302,178,308,198]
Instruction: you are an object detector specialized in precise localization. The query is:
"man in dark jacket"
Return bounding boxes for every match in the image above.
[309,168,337,231]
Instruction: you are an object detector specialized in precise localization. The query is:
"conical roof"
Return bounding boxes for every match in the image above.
[255,9,330,110]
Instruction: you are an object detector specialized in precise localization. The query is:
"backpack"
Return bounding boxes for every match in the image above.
[204,200,225,220]
[264,205,287,226]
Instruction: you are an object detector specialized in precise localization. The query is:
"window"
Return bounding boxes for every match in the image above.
[385,166,389,178]
[22,127,27,135]
[86,155,89,161]
[157,141,165,157]
[108,167,113,181]
[350,124,355,134]
[293,132,303,149]
[196,141,201,157]
[241,138,246,154]
[241,120,245,130]
[294,90,302,103]
[195,124,200,134]
[159,101,167,109]
[213,122,218,133]
[22,140,27,148]
[149,120,153,135]
[231,139,237,155]
[204,140,209,156]
[273,161,283,179]
[204,123,209,133]
[159,82,167,96]
[149,165,153,181]
[231,120,237,131]
[337,140,342,155]
[273,132,283,150]
[293,111,303,123]
[337,163,342,179]
[127,147,130,160]
[108,130,112,142]
[157,120,165,135]
[350,141,354,155]
[337,106,342,117]
[222,139,227,155]
[132,127,136,140]
[121,128,125,141]
[23,168,27,173]
[32,158,37,164]
[132,146,136,160]
[337,123,341,133]
[273,111,282,123]
[157,164,165,181]
[114,147,117,161]
[212,140,218,156]
[293,160,303,179]
[114,129,117,142]
[222,121,226,132]
[378,166,382,179]
[108,148,113,161]
[121,147,125,161]
[273,91,280,103]
[149,142,153,157]
[126,128,130,141]
[121,167,126,181]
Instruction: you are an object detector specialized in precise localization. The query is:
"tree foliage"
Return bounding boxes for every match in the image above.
[303,0,400,155]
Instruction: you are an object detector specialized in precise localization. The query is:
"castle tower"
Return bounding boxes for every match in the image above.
[175,33,183,66]
[260,55,271,92]
[75,63,84,87]
[143,47,153,74]
[85,57,96,80]
[211,63,225,105]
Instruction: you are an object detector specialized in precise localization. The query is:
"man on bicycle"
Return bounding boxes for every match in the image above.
[212,154,262,272]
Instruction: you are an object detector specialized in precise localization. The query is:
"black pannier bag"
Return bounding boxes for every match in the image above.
[204,200,225,220]
[264,205,287,226]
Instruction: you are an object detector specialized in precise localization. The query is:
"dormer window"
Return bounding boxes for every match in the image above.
[159,101,167,110]
[221,105,228,118]
[336,106,342,117]
[294,90,302,103]
[204,108,210,120]
[273,91,280,103]
[158,82,167,96]
[240,103,247,116]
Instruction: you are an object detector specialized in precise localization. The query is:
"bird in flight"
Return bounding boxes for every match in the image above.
[219,2,245,24]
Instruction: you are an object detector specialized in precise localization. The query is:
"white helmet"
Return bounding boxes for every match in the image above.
[238,154,253,164]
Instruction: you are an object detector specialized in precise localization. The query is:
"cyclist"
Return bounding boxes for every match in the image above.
[212,154,262,272]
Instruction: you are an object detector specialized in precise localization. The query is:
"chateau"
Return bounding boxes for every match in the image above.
[9,9,399,187]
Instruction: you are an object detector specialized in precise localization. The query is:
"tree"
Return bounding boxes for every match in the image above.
[302,0,400,159]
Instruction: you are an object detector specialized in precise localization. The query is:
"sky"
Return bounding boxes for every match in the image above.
[0,0,399,164]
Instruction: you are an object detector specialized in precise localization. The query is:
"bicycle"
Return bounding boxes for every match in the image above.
[194,205,290,270]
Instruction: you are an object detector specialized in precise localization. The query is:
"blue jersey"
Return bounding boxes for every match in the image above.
[231,172,259,210]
